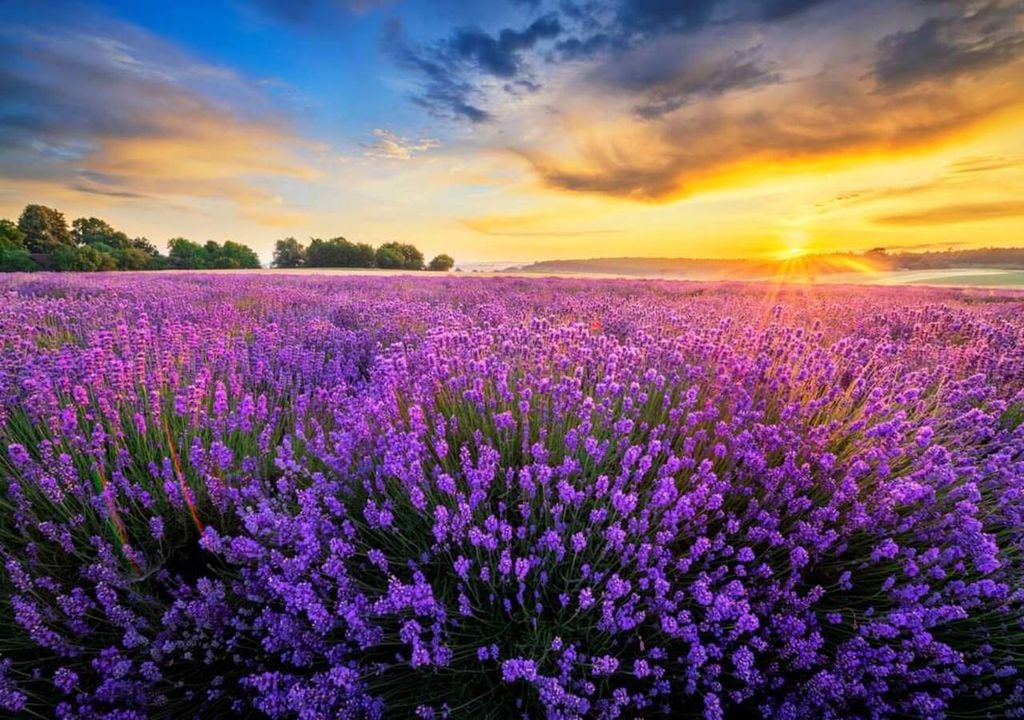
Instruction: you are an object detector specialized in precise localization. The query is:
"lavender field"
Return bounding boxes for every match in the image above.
[1,274,1023,719]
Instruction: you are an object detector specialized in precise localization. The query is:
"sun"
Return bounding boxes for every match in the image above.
[773,228,811,261]
[775,246,808,260]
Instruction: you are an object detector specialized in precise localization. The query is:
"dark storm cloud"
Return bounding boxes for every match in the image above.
[874,2,1024,90]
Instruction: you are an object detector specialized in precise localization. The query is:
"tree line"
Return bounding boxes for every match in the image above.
[0,204,261,272]
[0,203,455,273]
[867,246,1024,270]
[272,237,454,271]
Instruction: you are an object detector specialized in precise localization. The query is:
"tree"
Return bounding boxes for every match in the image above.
[167,238,210,269]
[307,237,375,268]
[428,254,455,271]
[51,244,116,272]
[18,204,73,253]
[272,237,307,268]
[0,219,26,249]
[114,246,153,270]
[0,246,35,271]
[352,242,376,268]
[72,217,130,249]
[0,219,34,272]
[131,237,160,256]
[374,245,405,269]
[219,240,261,269]
[378,242,424,270]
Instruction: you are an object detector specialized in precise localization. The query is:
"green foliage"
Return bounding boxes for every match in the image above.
[168,238,210,269]
[71,217,130,249]
[114,246,154,270]
[51,244,117,271]
[18,204,73,253]
[272,237,307,268]
[0,245,36,272]
[379,241,424,270]
[428,253,455,271]
[3,207,177,273]
[0,221,34,271]
[131,237,160,256]
[219,240,261,269]
[167,238,260,270]
[0,219,27,250]
[4,203,453,275]
[307,237,375,268]
[374,245,405,269]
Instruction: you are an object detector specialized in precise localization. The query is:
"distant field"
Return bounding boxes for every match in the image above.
[210,265,1024,289]
[868,269,1024,288]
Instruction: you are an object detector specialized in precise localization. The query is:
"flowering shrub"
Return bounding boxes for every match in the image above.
[1,274,1022,719]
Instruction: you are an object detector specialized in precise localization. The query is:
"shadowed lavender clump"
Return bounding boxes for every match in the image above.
[1,274,1022,719]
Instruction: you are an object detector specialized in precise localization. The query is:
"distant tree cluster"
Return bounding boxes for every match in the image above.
[0,204,262,272]
[167,238,261,270]
[273,237,453,271]
[886,247,1024,270]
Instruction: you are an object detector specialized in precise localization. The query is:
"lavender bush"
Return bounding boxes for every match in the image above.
[1,274,1022,719]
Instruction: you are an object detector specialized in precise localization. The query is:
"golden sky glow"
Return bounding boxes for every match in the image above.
[1,0,1022,263]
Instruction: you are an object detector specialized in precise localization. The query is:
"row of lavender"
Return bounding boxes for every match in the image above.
[0,274,1022,719]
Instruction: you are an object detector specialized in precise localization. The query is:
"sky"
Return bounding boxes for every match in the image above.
[0,0,1022,264]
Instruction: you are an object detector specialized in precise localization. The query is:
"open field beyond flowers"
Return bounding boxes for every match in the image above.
[1,274,1023,719]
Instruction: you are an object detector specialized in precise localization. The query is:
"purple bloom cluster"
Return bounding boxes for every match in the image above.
[1,274,1023,718]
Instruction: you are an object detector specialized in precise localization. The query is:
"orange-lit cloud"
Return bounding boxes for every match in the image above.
[875,201,1024,226]
[0,19,315,228]
[517,48,1024,203]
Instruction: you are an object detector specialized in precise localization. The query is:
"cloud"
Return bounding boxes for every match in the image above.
[611,0,829,39]
[874,2,1024,90]
[385,11,565,123]
[450,14,562,78]
[948,155,1022,174]
[521,67,1023,201]
[66,185,150,199]
[555,32,614,61]
[621,47,781,118]
[362,129,441,160]
[755,0,829,21]
[500,0,1024,203]
[814,155,1024,213]
[389,0,828,127]
[384,20,493,123]
[616,0,720,34]
[0,20,315,219]
[874,200,1024,225]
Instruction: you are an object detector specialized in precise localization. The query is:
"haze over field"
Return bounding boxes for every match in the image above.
[1,0,1023,265]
